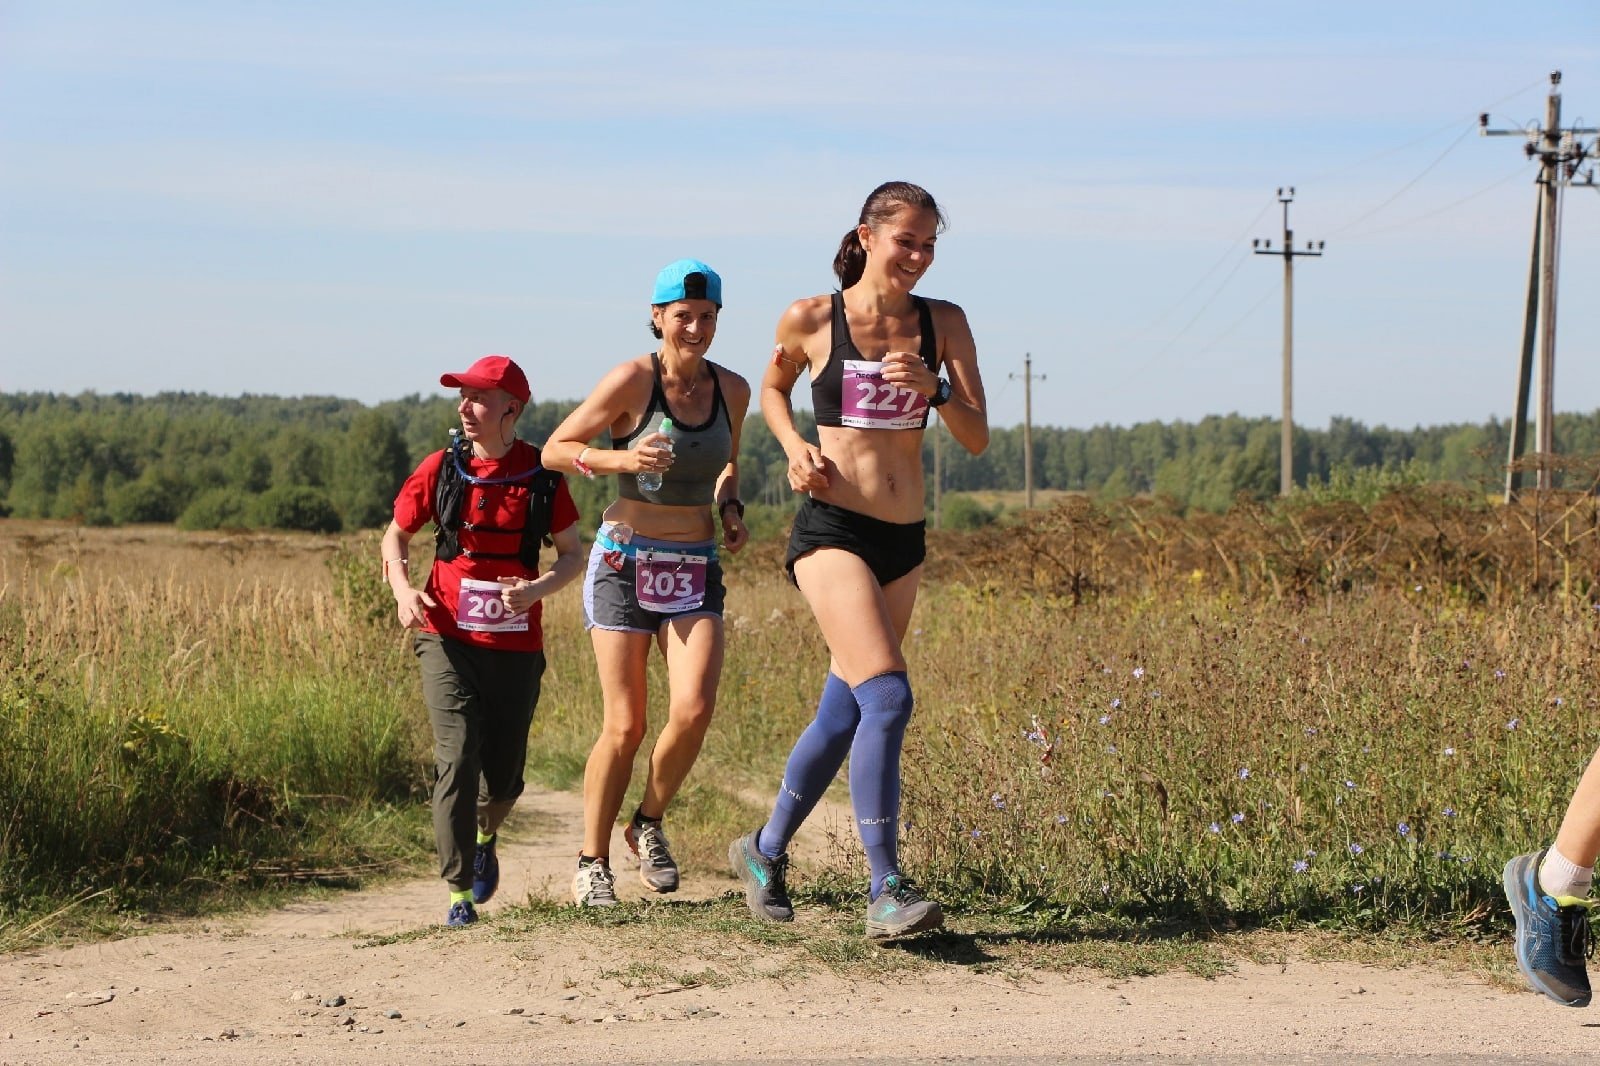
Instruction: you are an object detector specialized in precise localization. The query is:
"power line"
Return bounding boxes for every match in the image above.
[1134,197,1277,336]
[1338,162,1533,241]
[1192,281,1280,358]
[1324,124,1475,237]
[1300,76,1548,186]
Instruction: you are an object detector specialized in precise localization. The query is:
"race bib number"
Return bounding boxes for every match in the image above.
[456,577,529,633]
[635,550,708,613]
[840,360,928,430]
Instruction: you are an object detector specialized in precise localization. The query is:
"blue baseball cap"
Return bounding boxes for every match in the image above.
[651,259,722,307]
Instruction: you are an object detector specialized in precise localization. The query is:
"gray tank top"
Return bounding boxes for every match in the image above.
[613,354,732,507]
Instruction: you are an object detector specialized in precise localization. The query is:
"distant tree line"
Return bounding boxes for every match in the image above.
[3,391,1598,531]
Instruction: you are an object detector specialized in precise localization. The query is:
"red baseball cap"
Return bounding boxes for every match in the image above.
[440,355,530,406]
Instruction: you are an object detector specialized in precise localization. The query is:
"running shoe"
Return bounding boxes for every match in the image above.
[728,830,794,922]
[572,862,618,908]
[865,874,944,939]
[625,819,680,893]
[1504,849,1594,1006]
[471,834,499,905]
[446,899,478,927]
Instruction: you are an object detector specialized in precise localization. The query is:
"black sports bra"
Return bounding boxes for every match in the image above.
[811,291,938,430]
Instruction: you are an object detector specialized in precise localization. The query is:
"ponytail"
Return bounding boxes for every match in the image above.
[831,181,946,290]
[833,227,867,289]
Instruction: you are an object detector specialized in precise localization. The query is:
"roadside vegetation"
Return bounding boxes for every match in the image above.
[5,481,1600,966]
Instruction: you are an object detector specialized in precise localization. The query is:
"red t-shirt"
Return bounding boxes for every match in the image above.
[393,440,579,652]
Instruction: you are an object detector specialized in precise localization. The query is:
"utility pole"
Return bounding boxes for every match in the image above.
[1253,188,1324,497]
[1009,354,1045,509]
[1482,71,1599,499]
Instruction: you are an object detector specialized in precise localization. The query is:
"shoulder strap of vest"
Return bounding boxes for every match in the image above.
[432,435,468,562]
[518,466,564,568]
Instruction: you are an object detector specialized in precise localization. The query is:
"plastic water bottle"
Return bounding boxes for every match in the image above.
[636,416,674,493]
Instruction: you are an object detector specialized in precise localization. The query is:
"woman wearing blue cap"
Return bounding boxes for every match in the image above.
[546,259,751,906]
[729,181,989,938]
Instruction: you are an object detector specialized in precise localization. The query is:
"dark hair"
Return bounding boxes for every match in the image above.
[649,319,663,339]
[832,181,947,289]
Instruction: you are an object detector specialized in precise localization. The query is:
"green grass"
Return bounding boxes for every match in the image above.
[5,502,1595,975]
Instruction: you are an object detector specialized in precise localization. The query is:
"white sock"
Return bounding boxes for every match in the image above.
[1539,845,1594,899]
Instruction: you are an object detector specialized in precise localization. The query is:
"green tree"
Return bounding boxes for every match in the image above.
[330,411,411,530]
[250,486,342,533]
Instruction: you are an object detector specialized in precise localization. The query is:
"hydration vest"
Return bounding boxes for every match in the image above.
[433,433,564,570]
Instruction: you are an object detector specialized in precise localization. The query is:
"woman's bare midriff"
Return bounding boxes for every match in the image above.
[602,497,717,542]
[812,426,926,525]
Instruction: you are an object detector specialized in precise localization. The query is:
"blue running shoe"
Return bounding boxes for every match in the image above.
[728,830,793,922]
[446,899,478,927]
[865,873,943,940]
[472,834,499,905]
[1503,849,1593,1006]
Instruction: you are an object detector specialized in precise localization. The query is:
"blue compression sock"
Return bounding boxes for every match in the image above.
[848,671,914,900]
[758,673,860,859]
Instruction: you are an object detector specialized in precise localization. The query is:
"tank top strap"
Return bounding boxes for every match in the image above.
[830,291,855,359]
[614,354,669,448]
[708,361,728,429]
[914,296,938,372]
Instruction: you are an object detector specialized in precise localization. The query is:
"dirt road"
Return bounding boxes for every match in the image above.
[2,788,1592,1065]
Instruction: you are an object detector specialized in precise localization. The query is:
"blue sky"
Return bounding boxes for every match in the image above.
[2,2,1597,432]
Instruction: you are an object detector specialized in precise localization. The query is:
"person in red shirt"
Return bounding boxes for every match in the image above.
[381,354,583,927]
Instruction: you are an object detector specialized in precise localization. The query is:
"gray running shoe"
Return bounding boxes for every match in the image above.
[1504,849,1593,1006]
[865,874,944,939]
[728,830,794,922]
[625,819,680,893]
[572,862,618,908]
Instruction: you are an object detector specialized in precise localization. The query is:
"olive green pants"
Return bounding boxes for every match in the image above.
[414,633,546,892]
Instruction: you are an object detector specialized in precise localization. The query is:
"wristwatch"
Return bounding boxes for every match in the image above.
[929,378,953,408]
[719,498,746,519]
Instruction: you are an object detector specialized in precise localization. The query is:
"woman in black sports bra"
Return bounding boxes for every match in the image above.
[545,259,752,908]
[728,182,988,939]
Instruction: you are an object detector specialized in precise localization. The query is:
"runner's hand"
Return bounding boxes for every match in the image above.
[881,350,937,396]
[633,432,676,474]
[786,443,829,493]
[497,576,538,613]
[395,588,436,629]
[721,512,749,554]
